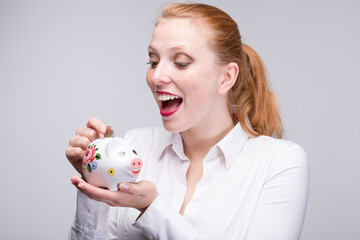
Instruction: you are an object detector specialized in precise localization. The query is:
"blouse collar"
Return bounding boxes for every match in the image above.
[157,123,251,170]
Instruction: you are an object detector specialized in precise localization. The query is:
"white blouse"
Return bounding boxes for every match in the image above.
[69,123,309,240]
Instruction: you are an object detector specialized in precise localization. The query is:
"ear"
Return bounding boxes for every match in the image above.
[106,138,124,158]
[217,62,239,95]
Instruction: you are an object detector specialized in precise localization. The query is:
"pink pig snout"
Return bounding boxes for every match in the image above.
[130,158,143,176]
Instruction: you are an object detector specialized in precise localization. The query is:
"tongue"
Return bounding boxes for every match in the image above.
[163,98,182,112]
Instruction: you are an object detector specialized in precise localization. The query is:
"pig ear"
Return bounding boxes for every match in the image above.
[126,136,139,150]
[106,138,125,158]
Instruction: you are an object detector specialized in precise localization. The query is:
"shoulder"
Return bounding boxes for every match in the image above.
[247,135,306,157]
[245,135,308,170]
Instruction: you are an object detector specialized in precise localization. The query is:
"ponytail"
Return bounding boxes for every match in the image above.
[231,44,283,138]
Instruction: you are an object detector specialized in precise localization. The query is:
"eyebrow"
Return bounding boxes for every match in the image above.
[148,45,194,61]
[170,46,187,51]
[148,45,187,52]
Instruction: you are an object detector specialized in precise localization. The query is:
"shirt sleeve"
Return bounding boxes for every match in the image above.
[133,194,208,239]
[245,145,310,240]
[68,190,111,240]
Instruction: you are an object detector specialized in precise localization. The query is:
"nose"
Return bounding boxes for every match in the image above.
[150,61,172,85]
[130,158,143,169]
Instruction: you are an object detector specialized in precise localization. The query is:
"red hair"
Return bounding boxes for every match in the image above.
[159,3,283,138]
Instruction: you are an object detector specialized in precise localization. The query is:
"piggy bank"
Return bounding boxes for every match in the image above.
[82,137,143,191]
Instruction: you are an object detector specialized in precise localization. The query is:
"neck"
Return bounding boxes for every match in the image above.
[180,113,235,162]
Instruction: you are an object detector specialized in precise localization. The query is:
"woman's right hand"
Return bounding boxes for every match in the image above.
[65,117,107,175]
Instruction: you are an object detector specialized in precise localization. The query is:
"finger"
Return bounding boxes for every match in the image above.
[74,185,108,203]
[75,127,99,142]
[70,175,83,185]
[70,177,140,207]
[70,176,103,201]
[66,146,84,161]
[118,181,159,210]
[69,136,91,150]
[121,181,155,196]
[74,177,120,203]
[86,117,106,137]
[119,183,138,195]
[79,186,121,207]
[66,148,85,174]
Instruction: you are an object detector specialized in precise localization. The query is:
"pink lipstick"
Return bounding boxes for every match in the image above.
[156,91,183,117]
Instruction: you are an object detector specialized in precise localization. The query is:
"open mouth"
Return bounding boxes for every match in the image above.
[156,91,183,117]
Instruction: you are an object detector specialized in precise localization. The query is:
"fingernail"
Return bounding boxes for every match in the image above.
[120,183,130,191]
[100,127,106,134]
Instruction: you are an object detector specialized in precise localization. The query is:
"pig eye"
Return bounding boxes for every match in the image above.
[132,150,138,155]
[119,151,125,157]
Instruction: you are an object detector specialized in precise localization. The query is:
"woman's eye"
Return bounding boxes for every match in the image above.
[147,61,159,69]
[175,62,189,68]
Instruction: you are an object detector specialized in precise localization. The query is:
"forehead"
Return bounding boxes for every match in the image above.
[149,17,213,54]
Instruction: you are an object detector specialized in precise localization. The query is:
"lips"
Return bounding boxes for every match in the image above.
[156,91,183,117]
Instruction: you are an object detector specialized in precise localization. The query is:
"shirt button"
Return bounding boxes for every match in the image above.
[87,224,92,230]
[87,209,92,215]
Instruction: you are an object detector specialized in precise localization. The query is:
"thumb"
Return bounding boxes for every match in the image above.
[119,182,137,194]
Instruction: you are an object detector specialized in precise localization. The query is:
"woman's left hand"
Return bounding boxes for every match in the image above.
[70,175,159,212]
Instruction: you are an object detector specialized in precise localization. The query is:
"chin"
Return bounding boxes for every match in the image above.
[162,119,188,133]
[162,120,180,133]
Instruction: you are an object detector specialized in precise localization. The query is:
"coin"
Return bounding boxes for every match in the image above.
[104,126,115,138]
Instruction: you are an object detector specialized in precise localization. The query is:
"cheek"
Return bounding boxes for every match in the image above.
[184,72,218,102]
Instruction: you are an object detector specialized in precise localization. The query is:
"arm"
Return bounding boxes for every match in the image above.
[133,194,208,239]
[69,190,112,240]
[246,145,310,240]
[66,118,118,239]
[69,125,209,239]
[71,176,209,240]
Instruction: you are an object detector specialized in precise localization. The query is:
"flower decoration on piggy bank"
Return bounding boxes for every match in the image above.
[82,137,143,191]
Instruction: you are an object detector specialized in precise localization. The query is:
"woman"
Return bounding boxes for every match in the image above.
[66,3,309,239]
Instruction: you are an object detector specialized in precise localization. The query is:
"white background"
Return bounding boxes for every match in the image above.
[0,0,359,239]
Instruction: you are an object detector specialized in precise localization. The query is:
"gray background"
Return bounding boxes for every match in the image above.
[0,0,359,239]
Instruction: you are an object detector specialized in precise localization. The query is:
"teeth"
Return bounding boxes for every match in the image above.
[157,94,180,101]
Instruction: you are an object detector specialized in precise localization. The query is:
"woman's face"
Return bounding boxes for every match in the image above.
[146,17,227,133]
